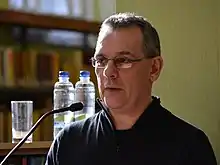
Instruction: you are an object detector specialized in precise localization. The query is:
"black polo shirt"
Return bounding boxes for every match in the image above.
[45,97,217,165]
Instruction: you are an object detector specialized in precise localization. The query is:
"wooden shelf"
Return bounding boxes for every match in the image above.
[0,9,100,34]
[0,141,51,156]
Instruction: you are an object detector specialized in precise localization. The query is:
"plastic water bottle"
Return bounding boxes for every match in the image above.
[53,71,75,138]
[75,70,95,121]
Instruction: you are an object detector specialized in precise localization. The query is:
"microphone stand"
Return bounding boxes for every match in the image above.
[0,103,83,165]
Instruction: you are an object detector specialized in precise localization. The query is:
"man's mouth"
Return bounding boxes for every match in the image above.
[105,87,122,91]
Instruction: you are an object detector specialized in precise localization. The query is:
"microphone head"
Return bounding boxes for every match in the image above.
[69,102,84,112]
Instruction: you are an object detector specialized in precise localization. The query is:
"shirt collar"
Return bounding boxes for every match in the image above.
[99,96,163,131]
[132,96,162,130]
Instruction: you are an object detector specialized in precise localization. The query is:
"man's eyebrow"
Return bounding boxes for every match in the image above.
[116,51,134,56]
[94,53,106,58]
[94,51,134,58]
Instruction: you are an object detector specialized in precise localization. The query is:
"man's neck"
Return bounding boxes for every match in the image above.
[109,97,153,130]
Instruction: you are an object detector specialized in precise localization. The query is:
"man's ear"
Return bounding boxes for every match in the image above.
[150,56,163,82]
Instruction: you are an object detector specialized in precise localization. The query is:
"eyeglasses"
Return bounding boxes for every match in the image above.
[91,56,146,69]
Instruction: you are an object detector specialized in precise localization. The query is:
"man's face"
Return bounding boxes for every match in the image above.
[94,26,162,111]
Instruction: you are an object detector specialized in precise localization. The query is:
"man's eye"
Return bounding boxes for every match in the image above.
[115,58,131,63]
[96,58,106,64]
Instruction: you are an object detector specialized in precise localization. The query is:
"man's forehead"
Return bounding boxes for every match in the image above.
[95,26,143,57]
[97,25,114,41]
[95,29,114,56]
[96,26,143,48]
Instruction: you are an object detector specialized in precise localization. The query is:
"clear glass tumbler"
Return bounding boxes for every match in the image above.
[11,101,33,143]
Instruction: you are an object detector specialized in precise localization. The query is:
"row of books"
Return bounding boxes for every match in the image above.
[0,155,46,165]
[0,46,85,88]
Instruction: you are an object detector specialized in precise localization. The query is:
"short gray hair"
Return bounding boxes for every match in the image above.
[98,12,161,57]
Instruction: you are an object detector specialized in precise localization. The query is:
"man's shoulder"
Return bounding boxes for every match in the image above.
[160,106,208,140]
[52,111,104,150]
[71,111,103,127]
[45,111,107,165]
[61,111,104,136]
[152,97,203,136]
[163,106,216,163]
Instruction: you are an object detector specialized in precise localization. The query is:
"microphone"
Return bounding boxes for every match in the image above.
[0,102,84,165]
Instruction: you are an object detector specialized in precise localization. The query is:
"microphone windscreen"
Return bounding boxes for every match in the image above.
[69,102,84,112]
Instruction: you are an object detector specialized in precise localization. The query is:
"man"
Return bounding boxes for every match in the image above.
[45,13,217,165]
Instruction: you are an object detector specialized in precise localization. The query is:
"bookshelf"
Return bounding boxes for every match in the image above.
[0,9,100,33]
[0,141,51,165]
[0,9,101,143]
[0,141,51,156]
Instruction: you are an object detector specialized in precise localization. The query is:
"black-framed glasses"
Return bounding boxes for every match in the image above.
[91,56,146,69]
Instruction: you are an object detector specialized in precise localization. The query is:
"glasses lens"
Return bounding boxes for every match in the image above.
[117,63,132,68]
[114,57,132,68]
[91,57,137,69]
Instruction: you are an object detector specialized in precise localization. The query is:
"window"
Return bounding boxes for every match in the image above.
[9,0,116,48]
[9,0,86,18]
[9,0,95,47]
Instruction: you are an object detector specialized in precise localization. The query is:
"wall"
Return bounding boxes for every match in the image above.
[0,0,7,9]
[116,0,220,163]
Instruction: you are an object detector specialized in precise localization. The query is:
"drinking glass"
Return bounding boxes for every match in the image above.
[11,101,33,143]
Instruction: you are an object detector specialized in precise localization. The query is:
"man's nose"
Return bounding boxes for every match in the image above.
[103,60,118,79]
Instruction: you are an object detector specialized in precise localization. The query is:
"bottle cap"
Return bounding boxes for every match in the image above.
[80,70,90,77]
[59,71,69,77]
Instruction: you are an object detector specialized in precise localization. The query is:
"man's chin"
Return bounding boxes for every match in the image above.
[103,97,125,110]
